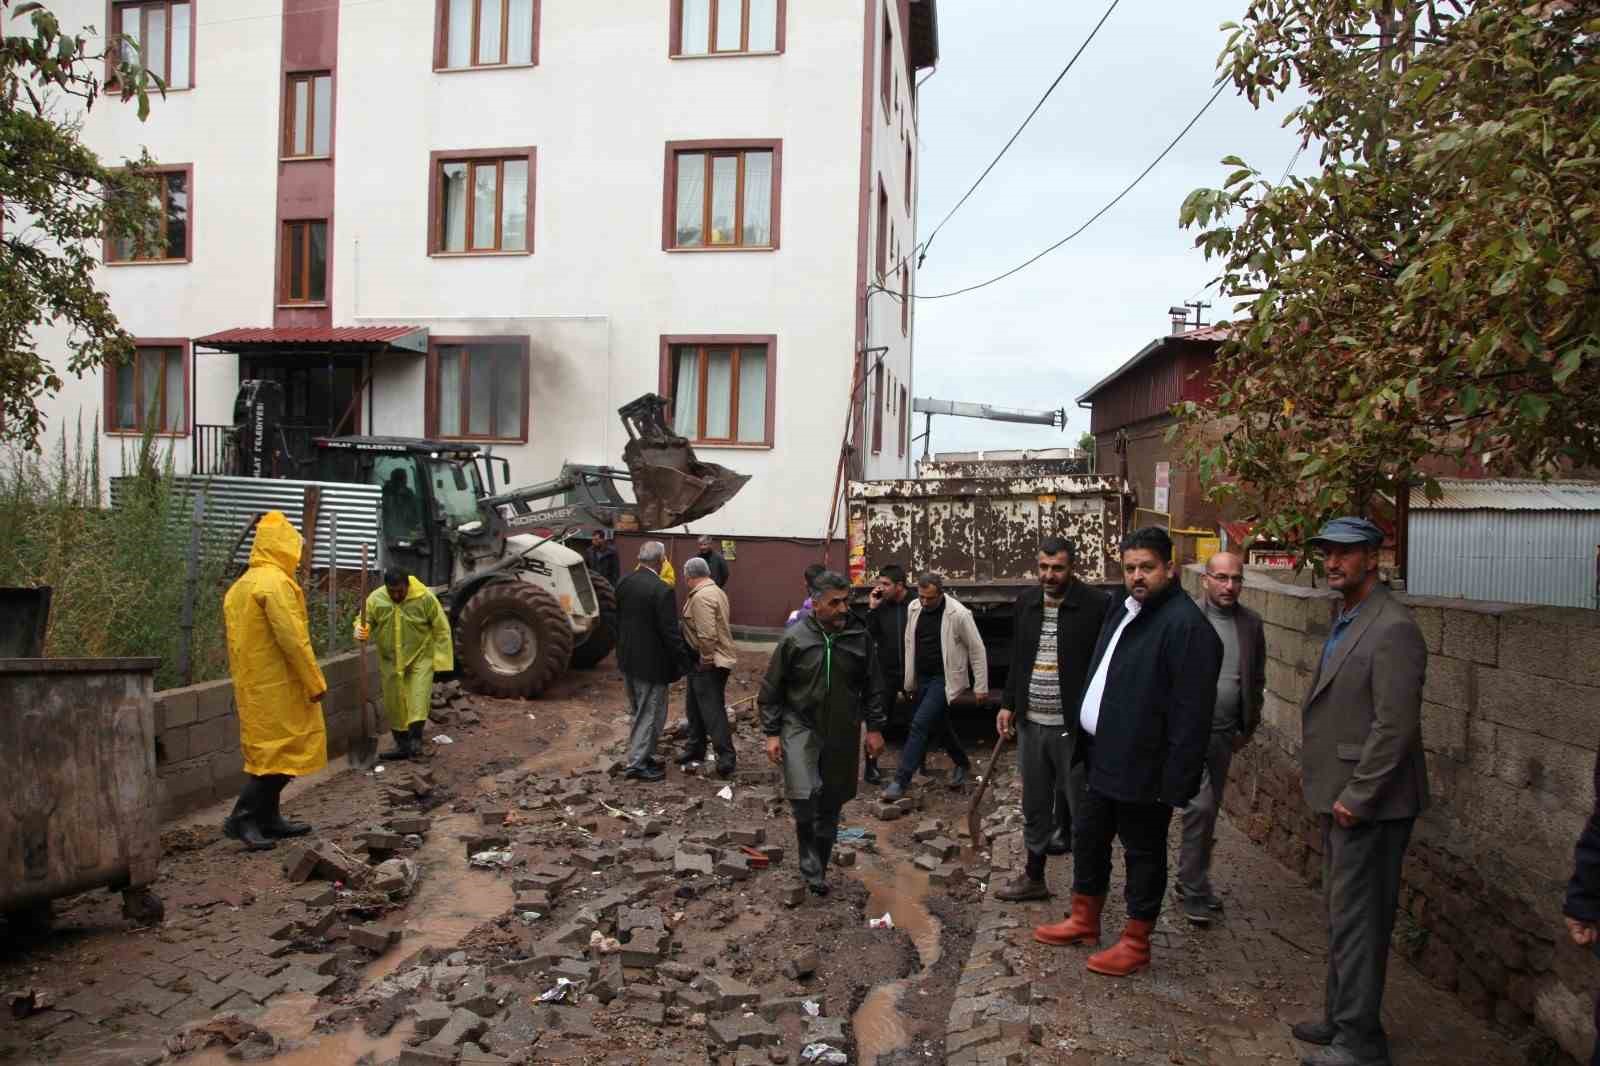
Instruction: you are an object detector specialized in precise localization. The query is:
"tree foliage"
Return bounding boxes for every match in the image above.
[1,0,162,447]
[1176,0,1600,546]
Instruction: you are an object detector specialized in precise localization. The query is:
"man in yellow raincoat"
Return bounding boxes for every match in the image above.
[355,567,453,760]
[222,511,328,851]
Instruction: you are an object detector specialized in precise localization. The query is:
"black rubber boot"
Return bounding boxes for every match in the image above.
[259,774,310,838]
[810,804,842,896]
[408,720,426,752]
[792,799,823,893]
[381,729,414,760]
[222,777,277,851]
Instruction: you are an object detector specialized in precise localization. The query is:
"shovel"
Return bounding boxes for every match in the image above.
[347,546,380,770]
[966,731,1011,851]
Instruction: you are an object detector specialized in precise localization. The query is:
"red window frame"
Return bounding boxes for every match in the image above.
[668,0,788,57]
[280,220,328,304]
[104,164,193,264]
[425,337,532,443]
[282,71,333,158]
[433,0,541,70]
[880,8,892,120]
[898,384,908,457]
[426,146,538,256]
[662,139,782,252]
[108,0,195,90]
[658,335,777,449]
[104,340,191,436]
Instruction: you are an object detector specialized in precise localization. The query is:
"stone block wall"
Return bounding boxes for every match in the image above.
[152,649,380,821]
[1180,565,1600,1061]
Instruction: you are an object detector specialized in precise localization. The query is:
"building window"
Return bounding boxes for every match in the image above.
[875,179,888,279]
[280,220,328,304]
[664,140,780,250]
[436,0,537,69]
[107,167,190,263]
[880,8,892,119]
[898,383,908,457]
[662,338,773,447]
[900,263,909,335]
[904,141,912,208]
[106,342,187,434]
[428,339,530,441]
[871,361,885,454]
[673,0,781,56]
[429,148,535,255]
[114,0,192,89]
[283,72,332,158]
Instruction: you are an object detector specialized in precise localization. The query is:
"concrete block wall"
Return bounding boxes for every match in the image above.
[152,649,380,821]
[1180,565,1600,1061]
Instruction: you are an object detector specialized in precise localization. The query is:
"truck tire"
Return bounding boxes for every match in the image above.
[570,573,618,670]
[458,581,575,698]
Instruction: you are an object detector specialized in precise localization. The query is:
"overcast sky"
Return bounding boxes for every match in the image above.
[909,0,1307,455]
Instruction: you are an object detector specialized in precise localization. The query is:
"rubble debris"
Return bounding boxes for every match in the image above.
[799,1042,847,1064]
[538,977,578,1003]
[469,850,515,869]
[349,924,402,954]
[372,858,420,897]
[868,913,894,929]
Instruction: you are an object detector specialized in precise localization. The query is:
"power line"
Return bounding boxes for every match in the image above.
[916,0,1122,267]
[912,81,1229,302]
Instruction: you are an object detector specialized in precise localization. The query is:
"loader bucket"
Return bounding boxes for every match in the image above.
[617,393,751,529]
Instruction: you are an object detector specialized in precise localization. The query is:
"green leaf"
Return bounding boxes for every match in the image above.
[1490,269,1518,296]
[1461,386,1480,415]
[1547,277,1570,296]
[1553,350,1582,386]
[1518,394,1550,422]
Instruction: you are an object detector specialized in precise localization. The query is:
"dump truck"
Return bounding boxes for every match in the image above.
[221,390,748,697]
[845,459,1127,704]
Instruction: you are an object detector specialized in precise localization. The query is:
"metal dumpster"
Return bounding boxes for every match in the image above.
[0,657,165,925]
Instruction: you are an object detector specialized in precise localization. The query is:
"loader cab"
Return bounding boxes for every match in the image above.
[310,437,492,587]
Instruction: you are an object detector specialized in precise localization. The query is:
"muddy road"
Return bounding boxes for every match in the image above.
[0,649,995,1065]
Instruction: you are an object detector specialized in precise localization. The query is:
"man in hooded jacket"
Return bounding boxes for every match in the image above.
[355,566,454,759]
[222,511,328,850]
[760,571,887,896]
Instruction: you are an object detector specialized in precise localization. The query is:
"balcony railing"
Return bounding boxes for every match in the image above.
[192,423,322,478]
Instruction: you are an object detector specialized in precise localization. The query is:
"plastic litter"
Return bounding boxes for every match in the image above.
[537,977,578,1003]
[432,734,454,745]
[802,1000,820,1017]
[836,827,873,843]
[469,850,514,868]
[716,785,734,801]
[372,765,386,774]
[800,1043,847,1064]
[517,911,543,925]
[868,913,894,929]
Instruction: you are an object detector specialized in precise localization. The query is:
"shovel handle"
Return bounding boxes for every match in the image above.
[967,732,1010,848]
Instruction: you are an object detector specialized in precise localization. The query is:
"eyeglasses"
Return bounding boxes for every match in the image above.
[1204,572,1244,585]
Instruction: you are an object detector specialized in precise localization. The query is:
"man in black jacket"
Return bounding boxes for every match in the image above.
[1034,526,1222,978]
[584,529,621,588]
[696,535,731,588]
[863,564,912,785]
[1564,746,1600,1066]
[994,536,1110,902]
[761,571,887,896]
[615,541,686,782]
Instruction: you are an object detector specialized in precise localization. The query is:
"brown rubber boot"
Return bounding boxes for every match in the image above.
[1033,893,1104,946]
[1085,918,1154,976]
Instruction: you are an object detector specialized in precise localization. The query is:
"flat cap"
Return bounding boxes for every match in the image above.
[1308,516,1384,547]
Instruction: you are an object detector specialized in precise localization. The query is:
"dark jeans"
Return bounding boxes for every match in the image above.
[683,666,735,768]
[895,678,969,787]
[1322,814,1414,1059]
[1072,785,1175,921]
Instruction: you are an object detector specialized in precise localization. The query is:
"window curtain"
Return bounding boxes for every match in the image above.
[714,0,741,50]
[737,349,767,442]
[704,349,733,438]
[477,0,504,64]
[710,156,736,244]
[748,0,777,50]
[163,350,184,432]
[437,349,462,436]
[446,0,472,67]
[493,348,523,438]
[291,78,310,154]
[165,173,187,259]
[674,153,705,246]
[500,159,528,251]
[679,0,710,54]
[673,349,700,437]
[118,6,139,68]
[468,350,494,435]
[146,5,166,79]
[114,362,135,429]
[507,0,534,63]
[741,151,772,245]
[441,163,468,251]
[169,2,191,88]
[472,164,498,249]
[139,351,162,430]
[308,222,327,300]
[312,75,332,155]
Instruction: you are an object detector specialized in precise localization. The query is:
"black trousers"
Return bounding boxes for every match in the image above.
[683,666,735,767]
[1019,718,1080,856]
[1071,785,1174,921]
[1322,814,1414,1059]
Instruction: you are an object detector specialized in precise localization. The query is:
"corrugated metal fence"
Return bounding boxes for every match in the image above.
[111,475,381,570]
[1407,510,1600,609]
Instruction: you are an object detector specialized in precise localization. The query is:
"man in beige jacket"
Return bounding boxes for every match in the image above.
[678,555,738,778]
[882,572,987,800]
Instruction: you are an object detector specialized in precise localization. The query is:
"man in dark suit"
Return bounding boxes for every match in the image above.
[1033,526,1222,977]
[994,536,1109,902]
[1291,516,1428,1066]
[615,540,686,782]
[1178,550,1267,926]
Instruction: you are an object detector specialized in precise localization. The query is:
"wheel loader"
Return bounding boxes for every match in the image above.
[227,390,748,697]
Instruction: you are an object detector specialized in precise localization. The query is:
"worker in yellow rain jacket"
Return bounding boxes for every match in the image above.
[639,556,676,588]
[355,567,453,760]
[222,511,328,851]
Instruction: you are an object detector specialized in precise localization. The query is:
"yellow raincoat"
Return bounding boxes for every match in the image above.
[640,558,676,588]
[223,512,328,777]
[363,576,453,731]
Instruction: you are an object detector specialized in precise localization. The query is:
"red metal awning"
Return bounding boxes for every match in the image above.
[193,326,428,354]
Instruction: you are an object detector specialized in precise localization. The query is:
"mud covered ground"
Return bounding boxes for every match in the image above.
[0,649,995,1066]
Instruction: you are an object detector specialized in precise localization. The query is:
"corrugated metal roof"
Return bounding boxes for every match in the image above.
[1075,324,1232,404]
[1409,478,1600,512]
[193,326,428,353]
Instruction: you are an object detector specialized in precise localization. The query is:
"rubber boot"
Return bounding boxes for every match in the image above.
[260,774,311,838]
[408,720,426,753]
[810,805,842,897]
[1033,893,1105,946]
[222,776,277,851]
[381,729,414,760]
[792,799,823,894]
[1086,918,1154,976]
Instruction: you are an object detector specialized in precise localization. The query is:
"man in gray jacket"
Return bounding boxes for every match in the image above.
[1178,551,1266,925]
[1292,517,1428,1066]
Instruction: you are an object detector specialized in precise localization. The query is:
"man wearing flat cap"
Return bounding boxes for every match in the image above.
[1290,517,1428,1066]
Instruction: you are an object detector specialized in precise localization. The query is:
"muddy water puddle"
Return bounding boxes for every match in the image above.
[183,993,415,1066]
[853,862,943,1066]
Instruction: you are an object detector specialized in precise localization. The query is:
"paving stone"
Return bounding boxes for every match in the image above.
[694,973,760,1012]
[832,848,856,867]
[625,1000,666,1025]
[779,883,806,907]
[715,853,752,880]
[922,835,961,861]
[435,1007,489,1047]
[705,1012,781,1049]
[913,854,940,871]
[280,965,340,996]
[573,847,614,870]
[224,970,287,1004]
[617,906,665,932]
[411,1000,454,1037]
[114,979,191,1017]
[804,1016,847,1044]
[480,1004,541,1056]
[398,1047,455,1066]
[874,803,904,821]
[349,924,402,954]
[620,928,668,967]
[728,826,765,846]
[674,851,714,876]
[388,816,433,835]
[783,947,819,979]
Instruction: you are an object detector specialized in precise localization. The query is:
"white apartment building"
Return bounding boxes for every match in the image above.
[34,0,937,620]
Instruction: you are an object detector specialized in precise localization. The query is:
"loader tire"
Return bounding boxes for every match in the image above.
[570,573,618,670]
[458,581,575,698]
